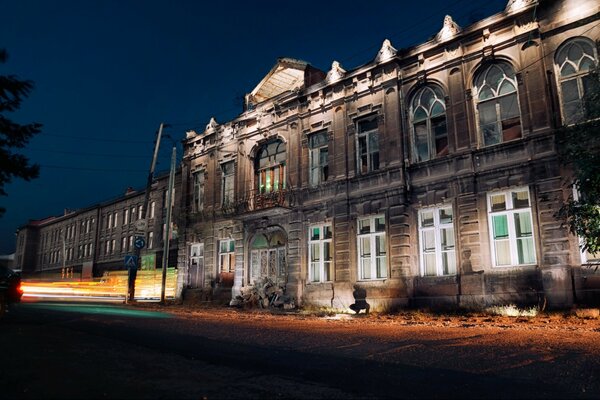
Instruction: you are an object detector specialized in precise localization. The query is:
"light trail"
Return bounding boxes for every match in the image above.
[21,269,177,302]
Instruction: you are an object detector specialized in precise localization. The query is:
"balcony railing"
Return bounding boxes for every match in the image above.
[222,188,293,215]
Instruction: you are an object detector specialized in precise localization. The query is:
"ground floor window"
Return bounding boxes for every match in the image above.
[219,239,235,273]
[488,187,536,266]
[419,206,456,276]
[309,224,333,282]
[357,215,387,280]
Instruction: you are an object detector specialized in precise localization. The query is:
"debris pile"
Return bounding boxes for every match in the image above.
[230,277,295,309]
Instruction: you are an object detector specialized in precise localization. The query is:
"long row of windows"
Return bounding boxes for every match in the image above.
[193,188,537,285]
[307,187,536,282]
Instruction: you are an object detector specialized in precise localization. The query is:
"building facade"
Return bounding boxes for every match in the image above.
[15,172,182,280]
[178,0,600,310]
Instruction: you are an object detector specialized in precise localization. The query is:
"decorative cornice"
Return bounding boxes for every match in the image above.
[505,0,537,14]
[375,39,397,63]
[436,15,462,42]
[204,117,218,134]
[326,61,346,83]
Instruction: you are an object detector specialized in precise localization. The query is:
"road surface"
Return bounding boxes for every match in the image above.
[1,302,598,399]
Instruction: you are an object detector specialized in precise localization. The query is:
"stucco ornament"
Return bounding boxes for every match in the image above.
[326,61,346,83]
[375,39,397,63]
[505,0,537,13]
[185,130,197,139]
[205,117,218,134]
[436,15,461,42]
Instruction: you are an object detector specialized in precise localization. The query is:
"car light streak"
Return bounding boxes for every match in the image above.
[21,269,177,301]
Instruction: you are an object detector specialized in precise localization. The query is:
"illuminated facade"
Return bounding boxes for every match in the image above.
[14,172,182,278]
[179,0,599,310]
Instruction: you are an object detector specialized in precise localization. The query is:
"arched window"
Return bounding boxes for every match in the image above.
[555,38,598,125]
[255,140,286,194]
[474,62,521,146]
[410,85,448,162]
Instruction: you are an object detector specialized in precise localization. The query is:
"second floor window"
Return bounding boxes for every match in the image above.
[256,140,286,194]
[192,170,205,212]
[411,85,448,162]
[475,62,521,146]
[308,131,329,187]
[356,117,380,174]
[555,38,598,125]
[222,161,235,206]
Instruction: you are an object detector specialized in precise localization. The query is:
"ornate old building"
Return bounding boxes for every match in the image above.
[178,0,599,310]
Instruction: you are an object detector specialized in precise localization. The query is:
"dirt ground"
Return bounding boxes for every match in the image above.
[132,302,600,397]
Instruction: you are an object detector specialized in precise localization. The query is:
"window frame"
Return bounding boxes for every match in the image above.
[355,116,380,174]
[218,238,235,273]
[192,170,205,212]
[308,131,329,187]
[554,38,599,126]
[410,85,449,162]
[308,224,333,283]
[474,62,522,147]
[418,205,456,276]
[487,187,537,267]
[255,140,286,194]
[221,161,235,206]
[357,215,387,280]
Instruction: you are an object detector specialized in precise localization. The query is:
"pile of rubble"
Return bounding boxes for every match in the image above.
[230,277,295,309]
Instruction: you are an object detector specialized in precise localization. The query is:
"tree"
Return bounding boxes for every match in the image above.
[556,67,600,255]
[0,49,41,217]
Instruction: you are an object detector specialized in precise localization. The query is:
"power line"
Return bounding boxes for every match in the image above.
[40,164,148,173]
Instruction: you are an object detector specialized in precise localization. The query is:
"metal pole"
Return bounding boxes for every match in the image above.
[128,123,164,303]
[161,145,176,303]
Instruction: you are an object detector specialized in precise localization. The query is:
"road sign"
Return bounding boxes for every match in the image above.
[124,255,138,269]
[134,236,146,249]
[134,219,147,232]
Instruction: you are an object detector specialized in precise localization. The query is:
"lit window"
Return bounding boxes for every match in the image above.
[419,206,456,276]
[308,131,329,187]
[357,215,387,280]
[410,85,448,162]
[219,239,235,273]
[488,188,536,266]
[555,38,598,125]
[122,237,127,252]
[192,170,205,212]
[308,224,333,282]
[148,232,154,249]
[256,140,286,194]
[107,214,113,229]
[222,162,235,206]
[150,201,156,219]
[356,117,380,174]
[474,62,521,146]
[123,209,129,225]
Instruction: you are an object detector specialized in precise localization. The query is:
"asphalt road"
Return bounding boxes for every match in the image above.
[0,302,596,399]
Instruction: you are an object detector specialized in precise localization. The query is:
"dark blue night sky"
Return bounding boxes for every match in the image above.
[1,0,507,253]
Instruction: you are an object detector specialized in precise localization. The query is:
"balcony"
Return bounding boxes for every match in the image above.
[222,188,293,218]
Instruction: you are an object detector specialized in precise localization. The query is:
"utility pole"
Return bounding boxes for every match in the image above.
[127,123,164,303]
[161,144,176,303]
